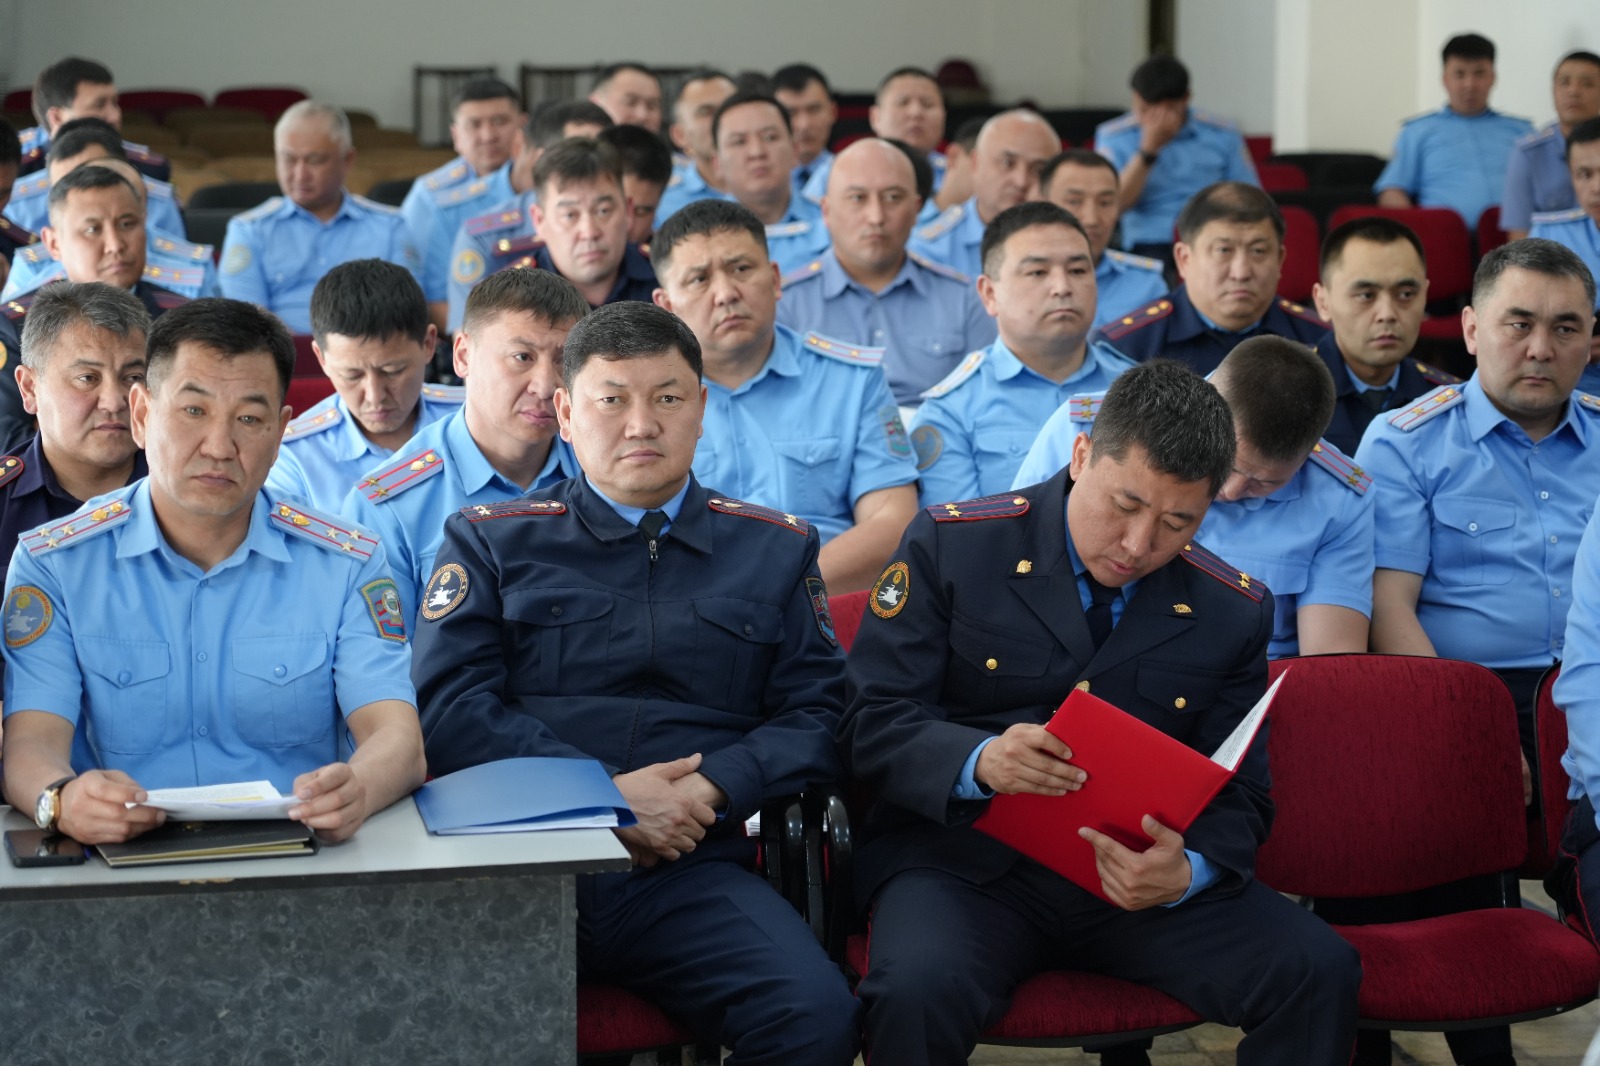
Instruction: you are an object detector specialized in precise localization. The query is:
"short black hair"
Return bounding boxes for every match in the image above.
[562,300,702,388]
[531,137,624,198]
[461,266,590,337]
[980,201,1091,277]
[732,71,775,96]
[310,259,431,349]
[47,117,126,166]
[597,124,674,187]
[33,57,115,125]
[876,67,939,97]
[593,63,659,91]
[451,77,521,115]
[1472,237,1597,310]
[1567,116,1600,157]
[881,138,934,203]
[145,298,295,404]
[1040,148,1119,192]
[712,92,791,147]
[1319,216,1427,277]
[949,116,987,153]
[772,64,830,96]
[1442,34,1495,64]
[652,199,768,273]
[1558,51,1600,76]
[1212,337,1336,462]
[1130,55,1189,103]
[528,99,614,150]
[1176,181,1285,245]
[1089,360,1234,495]
[0,117,21,169]
[46,163,141,224]
[673,69,735,107]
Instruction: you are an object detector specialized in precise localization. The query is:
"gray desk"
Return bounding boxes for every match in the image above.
[0,799,630,1065]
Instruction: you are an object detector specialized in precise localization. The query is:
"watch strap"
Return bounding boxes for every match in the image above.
[39,775,75,831]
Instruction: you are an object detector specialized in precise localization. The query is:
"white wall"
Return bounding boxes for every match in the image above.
[1175,0,1278,135]
[2,1,1144,129]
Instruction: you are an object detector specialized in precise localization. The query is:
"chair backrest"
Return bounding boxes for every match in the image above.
[831,590,869,653]
[1477,205,1509,258]
[179,206,241,253]
[186,124,276,158]
[1255,654,1525,898]
[213,87,308,123]
[292,334,323,377]
[2,88,33,114]
[1256,161,1308,193]
[1327,205,1474,301]
[1276,205,1321,303]
[1527,663,1574,876]
[287,376,336,416]
[118,89,207,123]
[187,181,280,211]
[164,106,266,134]
[1245,134,1274,166]
[364,177,417,206]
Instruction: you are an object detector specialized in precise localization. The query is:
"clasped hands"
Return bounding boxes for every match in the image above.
[611,752,726,867]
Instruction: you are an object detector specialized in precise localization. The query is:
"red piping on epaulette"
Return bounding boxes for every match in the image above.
[927,494,1030,522]
[707,497,810,534]
[464,500,566,521]
[1099,301,1174,340]
[1179,543,1266,601]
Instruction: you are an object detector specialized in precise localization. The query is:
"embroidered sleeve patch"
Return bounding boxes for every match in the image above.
[806,576,837,647]
[870,561,910,619]
[4,585,53,648]
[912,425,943,471]
[362,578,407,643]
[420,562,470,621]
[881,405,911,458]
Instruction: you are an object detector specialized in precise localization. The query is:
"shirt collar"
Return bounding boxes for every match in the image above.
[712,325,804,395]
[443,407,514,494]
[583,473,692,530]
[820,250,921,299]
[117,483,291,568]
[1462,374,1588,446]
[1345,362,1400,393]
[570,473,713,552]
[1193,304,1263,336]
[282,191,358,224]
[987,337,1115,387]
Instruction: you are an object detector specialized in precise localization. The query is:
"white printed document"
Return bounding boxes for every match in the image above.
[131,781,299,820]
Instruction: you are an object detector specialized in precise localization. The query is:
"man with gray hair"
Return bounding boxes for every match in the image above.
[218,100,419,333]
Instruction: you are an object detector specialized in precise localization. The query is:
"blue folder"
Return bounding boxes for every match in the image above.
[415,757,638,835]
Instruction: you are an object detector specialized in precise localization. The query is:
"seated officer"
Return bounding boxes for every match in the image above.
[1041,149,1167,330]
[4,125,213,301]
[1551,505,1600,946]
[267,260,460,511]
[1094,181,1326,375]
[597,123,674,247]
[797,66,952,211]
[0,297,426,846]
[710,92,830,275]
[776,137,995,406]
[1532,117,1600,391]
[910,201,1132,504]
[586,62,663,133]
[445,100,614,331]
[219,102,419,335]
[411,300,858,1064]
[908,109,1060,280]
[654,70,737,229]
[842,360,1360,1066]
[345,268,586,629]
[399,78,524,330]
[15,56,169,181]
[651,200,919,593]
[8,117,186,241]
[1310,216,1460,454]
[1375,34,1533,228]
[1094,55,1258,263]
[0,117,35,279]
[773,63,838,203]
[1502,51,1600,240]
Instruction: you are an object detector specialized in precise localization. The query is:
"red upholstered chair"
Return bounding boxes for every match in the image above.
[285,377,335,415]
[118,89,206,123]
[2,88,31,114]
[831,589,869,652]
[1256,161,1308,193]
[214,86,309,122]
[1477,205,1509,258]
[1524,664,1574,878]
[1327,205,1473,344]
[1276,205,1321,303]
[1245,135,1273,166]
[1258,655,1600,1036]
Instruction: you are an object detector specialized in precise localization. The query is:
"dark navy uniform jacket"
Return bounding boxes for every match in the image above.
[840,468,1276,906]
[411,474,846,830]
[502,242,659,307]
[1092,284,1327,376]
[0,217,37,269]
[1313,332,1460,455]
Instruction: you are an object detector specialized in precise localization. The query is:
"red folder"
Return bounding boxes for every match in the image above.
[973,673,1283,904]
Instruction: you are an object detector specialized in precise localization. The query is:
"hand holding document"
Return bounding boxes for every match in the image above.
[130,780,299,821]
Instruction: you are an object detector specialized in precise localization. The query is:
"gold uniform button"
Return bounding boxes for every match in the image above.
[985,658,998,671]
[1075,680,1090,692]
[1174,697,1187,709]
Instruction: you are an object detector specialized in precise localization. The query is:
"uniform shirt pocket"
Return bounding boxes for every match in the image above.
[947,611,1054,710]
[694,597,785,709]
[231,634,333,749]
[1431,497,1516,587]
[1134,661,1228,726]
[503,587,615,693]
[80,637,171,755]
[771,437,843,516]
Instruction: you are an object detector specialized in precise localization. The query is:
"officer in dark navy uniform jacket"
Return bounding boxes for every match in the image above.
[841,360,1360,1066]
[411,301,858,1065]
[1093,182,1325,376]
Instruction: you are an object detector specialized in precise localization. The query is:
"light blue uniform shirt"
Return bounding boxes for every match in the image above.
[653,159,732,230]
[792,150,833,204]
[0,481,416,794]
[1095,109,1259,247]
[776,249,996,406]
[762,195,832,277]
[906,198,986,280]
[218,193,420,334]
[1554,504,1600,819]
[1356,378,1600,668]
[1,225,218,301]
[4,169,187,238]
[445,190,538,332]
[400,158,515,302]
[694,324,918,544]
[1530,209,1600,308]
[911,338,1134,505]
[587,474,691,531]
[1374,106,1535,227]
[1094,250,1168,331]
[266,385,466,512]
[1501,123,1576,233]
[342,407,579,631]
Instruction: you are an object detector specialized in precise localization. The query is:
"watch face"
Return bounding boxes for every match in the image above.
[35,788,54,830]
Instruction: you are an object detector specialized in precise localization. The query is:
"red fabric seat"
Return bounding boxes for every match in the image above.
[831,589,869,652]
[1525,665,1572,877]
[577,982,695,1055]
[2,88,32,114]
[1477,204,1509,255]
[213,86,309,122]
[286,377,335,415]
[1276,205,1321,303]
[118,89,206,124]
[1245,135,1273,165]
[1256,161,1308,192]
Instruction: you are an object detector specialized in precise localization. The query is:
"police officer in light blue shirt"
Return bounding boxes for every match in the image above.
[654,71,738,229]
[1040,149,1168,330]
[267,260,462,511]
[1500,51,1600,237]
[1375,33,1534,228]
[911,201,1133,506]
[776,138,996,407]
[6,118,188,243]
[0,296,425,847]
[1530,117,1600,304]
[14,57,169,183]
[344,268,587,629]
[1549,498,1600,945]
[709,91,833,277]
[4,225,216,302]
[1094,55,1258,256]
[399,78,523,325]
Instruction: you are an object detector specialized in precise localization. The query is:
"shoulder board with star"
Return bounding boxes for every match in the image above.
[906,249,970,284]
[1409,359,1460,387]
[283,396,344,441]
[360,446,446,503]
[437,179,490,208]
[1067,390,1105,426]
[0,454,23,491]
[781,259,825,287]
[150,232,214,261]
[18,145,43,170]
[707,497,810,534]
[1100,298,1174,340]
[1531,207,1587,226]
[142,263,207,289]
[1104,248,1163,274]
[349,193,400,216]
[1305,439,1370,494]
[491,233,544,258]
[1387,384,1465,431]
[271,500,378,560]
[463,499,567,522]
[17,244,49,266]
[1180,542,1266,602]
[147,286,189,311]
[1578,393,1600,416]
[424,161,469,190]
[1276,297,1324,326]
[919,349,986,399]
[234,196,286,223]
[4,293,37,322]
[466,205,526,236]
[915,203,966,241]
[21,490,136,557]
[0,217,39,246]
[12,173,48,201]
[928,492,1030,523]
[421,383,466,404]
[766,218,813,239]
[1516,124,1558,148]
[143,178,176,203]
[122,141,167,167]
[802,331,883,367]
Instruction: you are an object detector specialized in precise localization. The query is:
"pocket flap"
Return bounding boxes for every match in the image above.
[694,597,785,644]
[949,613,1052,677]
[232,634,327,686]
[771,436,842,467]
[503,587,615,626]
[1135,661,1227,713]
[1433,497,1515,537]
[80,637,170,687]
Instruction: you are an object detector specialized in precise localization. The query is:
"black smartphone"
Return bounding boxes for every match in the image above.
[5,828,88,867]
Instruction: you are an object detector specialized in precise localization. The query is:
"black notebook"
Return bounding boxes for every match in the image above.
[95,819,320,868]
